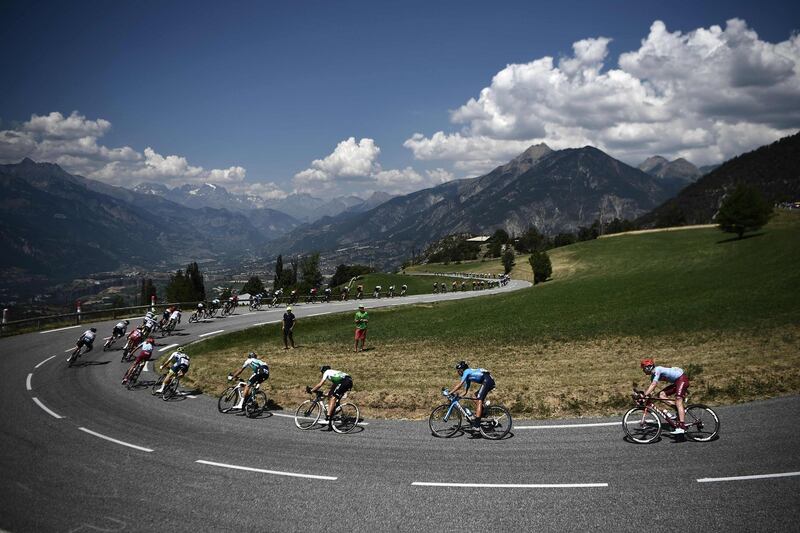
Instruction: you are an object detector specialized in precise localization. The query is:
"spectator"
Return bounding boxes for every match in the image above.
[282,306,296,349]
[354,304,369,353]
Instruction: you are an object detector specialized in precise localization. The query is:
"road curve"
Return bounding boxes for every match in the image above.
[1,280,799,532]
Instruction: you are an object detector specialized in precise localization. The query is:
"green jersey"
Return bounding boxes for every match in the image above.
[322,369,349,384]
[355,310,369,330]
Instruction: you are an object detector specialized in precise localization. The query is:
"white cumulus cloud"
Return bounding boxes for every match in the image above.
[0,111,287,198]
[405,19,800,168]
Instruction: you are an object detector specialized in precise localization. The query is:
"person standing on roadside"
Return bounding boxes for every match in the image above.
[282,305,296,349]
[354,304,369,352]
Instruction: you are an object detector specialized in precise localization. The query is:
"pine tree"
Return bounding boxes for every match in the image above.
[242,276,264,295]
[501,248,515,274]
[186,262,206,301]
[274,255,284,290]
[529,250,552,284]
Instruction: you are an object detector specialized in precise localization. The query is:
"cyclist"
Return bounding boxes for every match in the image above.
[124,326,144,353]
[110,319,129,340]
[449,361,494,425]
[440,282,446,293]
[122,337,154,384]
[388,285,395,298]
[433,282,439,293]
[272,288,283,306]
[373,285,381,299]
[340,285,349,301]
[400,284,408,296]
[210,298,221,314]
[452,280,457,292]
[159,306,173,327]
[308,365,353,424]
[155,348,190,394]
[289,289,298,305]
[227,352,270,410]
[639,358,688,434]
[142,314,158,337]
[196,301,206,318]
[323,286,332,303]
[70,327,97,359]
[166,307,181,330]
[356,285,363,299]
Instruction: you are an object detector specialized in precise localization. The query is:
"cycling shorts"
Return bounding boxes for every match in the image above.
[476,374,495,401]
[248,366,270,385]
[329,376,353,399]
[662,374,689,399]
[77,338,94,349]
[170,363,189,376]
[135,350,153,365]
[112,326,125,337]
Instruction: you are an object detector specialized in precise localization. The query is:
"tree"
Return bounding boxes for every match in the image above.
[490,228,510,244]
[655,204,687,228]
[165,269,193,302]
[529,250,552,284]
[299,253,323,291]
[186,262,206,301]
[273,255,284,290]
[501,248,515,274]
[514,226,548,253]
[716,183,773,239]
[288,257,298,287]
[242,276,264,295]
[330,264,375,287]
[552,233,576,248]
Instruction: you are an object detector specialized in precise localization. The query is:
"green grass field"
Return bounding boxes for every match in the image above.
[181,211,800,419]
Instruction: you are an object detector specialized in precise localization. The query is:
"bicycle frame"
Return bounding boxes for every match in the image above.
[633,389,684,427]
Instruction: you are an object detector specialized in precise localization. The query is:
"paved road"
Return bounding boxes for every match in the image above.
[1,280,799,532]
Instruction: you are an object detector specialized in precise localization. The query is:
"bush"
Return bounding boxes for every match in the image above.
[502,249,515,274]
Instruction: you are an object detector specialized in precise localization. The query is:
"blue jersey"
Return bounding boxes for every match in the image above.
[461,368,489,391]
[651,366,683,383]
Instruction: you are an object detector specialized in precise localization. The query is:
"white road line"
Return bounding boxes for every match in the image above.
[144,362,150,372]
[196,459,337,480]
[305,313,326,317]
[253,320,280,326]
[40,325,80,334]
[26,373,33,391]
[697,472,800,483]
[78,427,154,453]
[412,482,608,488]
[32,397,63,419]
[159,343,179,353]
[34,355,56,368]
[198,330,224,338]
[515,422,619,429]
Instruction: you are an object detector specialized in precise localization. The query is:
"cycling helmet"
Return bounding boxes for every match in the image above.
[248,351,257,358]
[124,320,130,325]
[147,337,154,343]
[90,327,97,332]
[641,358,655,371]
[320,365,331,373]
[455,360,468,373]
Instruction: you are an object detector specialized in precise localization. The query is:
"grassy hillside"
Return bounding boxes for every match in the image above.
[181,211,800,419]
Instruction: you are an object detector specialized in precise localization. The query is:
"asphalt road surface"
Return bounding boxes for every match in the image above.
[1,281,799,532]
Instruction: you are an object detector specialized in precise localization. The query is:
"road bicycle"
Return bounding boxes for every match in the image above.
[123,356,151,390]
[622,389,720,444]
[103,332,124,351]
[429,389,512,440]
[222,301,235,316]
[218,379,268,418]
[161,318,178,337]
[152,372,182,401]
[66,343,93,367]
[294,388,360,433]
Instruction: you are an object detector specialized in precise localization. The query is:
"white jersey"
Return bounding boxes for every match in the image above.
[170,310,181,320]
[114,321,127,331]
[81,330,96,342]
[167,351,190,367]
[140,341,154,353]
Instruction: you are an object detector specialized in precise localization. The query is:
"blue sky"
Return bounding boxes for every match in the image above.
[1,0,799,198]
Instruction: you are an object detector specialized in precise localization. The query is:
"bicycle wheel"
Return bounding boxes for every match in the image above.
[246,391,268,418]
[429,404,462,438]
[67,348,78,367]
[478,405,512,440]
[622,407,662,444]
[218,386,239,413]
[331,403,360,434]
[684,404,720,442]
[126,365,141,390]
[294,400,321,429]
[151,374,165,395]
[162,378,179,401]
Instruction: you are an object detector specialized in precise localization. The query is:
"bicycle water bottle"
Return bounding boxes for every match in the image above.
[464,406,472,417]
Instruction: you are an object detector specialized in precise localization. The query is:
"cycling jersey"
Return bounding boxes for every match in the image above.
[81,330,96,343]
[242,357,268,372]
[128,330,143,342]
[170,310,181,320]
[460,368,490,390]
[114,321,127,331]
[167,351,190,368]
[651,366,684,383]
[322,369,349,384]
[144,318,157,330]
[139,341,154,354]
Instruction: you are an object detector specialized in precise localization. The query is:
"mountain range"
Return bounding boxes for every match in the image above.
[273,143,687,266]
[134,182,395,223]
[639,132,800,226]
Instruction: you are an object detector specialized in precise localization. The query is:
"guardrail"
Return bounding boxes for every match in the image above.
[0,301,199,337]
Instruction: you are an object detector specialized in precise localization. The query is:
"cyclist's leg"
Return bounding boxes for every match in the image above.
[673,376,689,424]
[475,377,495,418]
